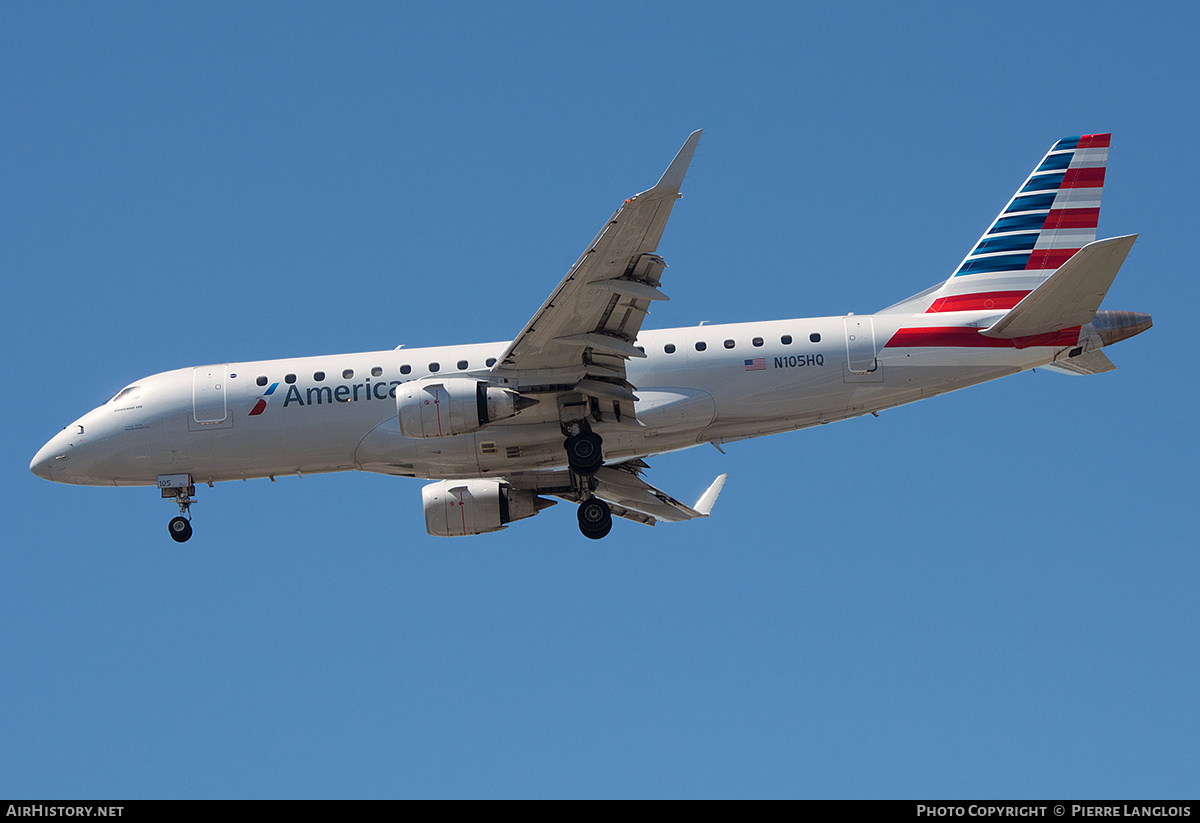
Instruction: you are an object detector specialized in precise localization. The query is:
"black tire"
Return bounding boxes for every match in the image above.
[580,518,612,540]
[565,432,604,475]
[168,516,193,543]
[577,497,612,539]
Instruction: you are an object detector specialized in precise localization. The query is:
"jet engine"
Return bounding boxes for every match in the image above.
[397,377,536,439]
[422,479,556,537]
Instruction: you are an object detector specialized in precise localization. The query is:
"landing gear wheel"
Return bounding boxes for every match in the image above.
[565,432,604,475]
[577,497,612,540]
[168,516,193,543]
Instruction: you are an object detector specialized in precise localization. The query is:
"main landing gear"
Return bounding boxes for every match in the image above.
[565,431,604,475]
[564,429,611,538]
[577,496,612,540]
[159,474,195,543]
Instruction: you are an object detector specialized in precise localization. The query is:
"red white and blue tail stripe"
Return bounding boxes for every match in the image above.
[922,134,1110,314]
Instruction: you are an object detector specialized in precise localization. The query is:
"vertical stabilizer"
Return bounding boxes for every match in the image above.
[883,134,1110,314]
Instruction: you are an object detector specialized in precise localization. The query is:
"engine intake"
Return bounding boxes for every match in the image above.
[397,377,536,438]
[422,479,555,537]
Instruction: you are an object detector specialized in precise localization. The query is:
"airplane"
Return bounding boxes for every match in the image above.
[30,130,1151,542]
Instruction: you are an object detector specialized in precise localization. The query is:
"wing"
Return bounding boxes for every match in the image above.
[489,130,702,424]
[505,461,728,527]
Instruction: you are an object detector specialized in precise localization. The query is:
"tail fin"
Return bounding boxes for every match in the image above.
[883,134,1111,314]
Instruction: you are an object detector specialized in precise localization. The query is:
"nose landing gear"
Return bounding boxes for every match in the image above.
[168,516,193,543]
[158,474,195,543]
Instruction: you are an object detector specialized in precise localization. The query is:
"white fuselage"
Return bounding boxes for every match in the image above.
[29,308,1092,488]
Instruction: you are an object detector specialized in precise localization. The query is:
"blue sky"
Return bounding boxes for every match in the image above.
[3,1,1197,798]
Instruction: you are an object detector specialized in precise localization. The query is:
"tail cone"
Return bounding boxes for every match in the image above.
[1091,311,1153,346]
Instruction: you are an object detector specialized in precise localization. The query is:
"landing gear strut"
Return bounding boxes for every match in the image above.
[159,474,195,543]
[577,496,612,540]
[565,431,604,475]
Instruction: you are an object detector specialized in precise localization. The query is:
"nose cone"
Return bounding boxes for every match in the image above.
[30,433,70,482]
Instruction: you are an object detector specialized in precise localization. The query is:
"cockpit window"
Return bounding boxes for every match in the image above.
[109,385,140,403]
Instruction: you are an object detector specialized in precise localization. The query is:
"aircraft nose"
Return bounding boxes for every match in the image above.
[30,425,81,483]
[30,437,66,481]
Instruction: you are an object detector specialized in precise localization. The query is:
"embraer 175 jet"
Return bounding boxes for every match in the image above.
[30,131,1151,541]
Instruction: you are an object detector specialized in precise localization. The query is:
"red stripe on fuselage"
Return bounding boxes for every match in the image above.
[885,326,1081,349]
[249,399,267,416]
[927,291,1030,313]
[886,327,1011,348]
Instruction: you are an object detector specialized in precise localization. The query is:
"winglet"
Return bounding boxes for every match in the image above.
[693,473,727,517]
[639,129,703,199]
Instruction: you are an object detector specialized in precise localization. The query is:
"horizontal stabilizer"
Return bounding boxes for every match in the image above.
[1043,351,1117,375]
[981,235,1137,339]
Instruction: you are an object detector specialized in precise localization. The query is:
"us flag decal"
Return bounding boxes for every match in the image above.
[744,358,766,371]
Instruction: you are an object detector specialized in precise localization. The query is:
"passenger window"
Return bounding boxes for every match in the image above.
[723,339,735,349]
[695,341,707,352]
[429,362,440,373]
[285,374,296,384]
[256,376,268,387]
[486,358,496,367]
[400,365,412,375]
[371,366,383,377]
[810,333,821,343]
[752,337,764,347]
[342,369,354,379]
[665,344,676,354]
[314,371,325,382]
[781,335,793,345]
[457,360,468,370]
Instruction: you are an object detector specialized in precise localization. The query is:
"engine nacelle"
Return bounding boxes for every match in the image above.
[397,377,533,439]
[422,479,555,537]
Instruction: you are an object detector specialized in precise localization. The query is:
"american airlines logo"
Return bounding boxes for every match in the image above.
[248,383,278,416]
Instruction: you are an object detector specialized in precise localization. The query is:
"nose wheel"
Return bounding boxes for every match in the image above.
[159,474,196,543]
[168,516,193,543]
